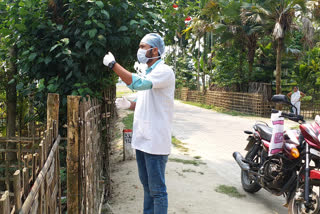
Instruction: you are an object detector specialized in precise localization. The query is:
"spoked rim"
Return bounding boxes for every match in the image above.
[291,192,320,214]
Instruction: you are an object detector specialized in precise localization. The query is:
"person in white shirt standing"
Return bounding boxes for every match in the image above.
[287,86,305,115]
[103,33,175,214]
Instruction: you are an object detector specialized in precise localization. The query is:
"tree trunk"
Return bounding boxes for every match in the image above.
[174,32,177,75]
[276,38,282,95]
[197,37,200,91]
[239,49,244,92]
[6,46,17,161]
[202,33,208,94]
[247,34,257,82]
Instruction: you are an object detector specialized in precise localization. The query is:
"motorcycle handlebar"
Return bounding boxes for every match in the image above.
[271,109,305,123]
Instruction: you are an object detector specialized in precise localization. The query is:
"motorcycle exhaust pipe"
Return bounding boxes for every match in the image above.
[233,152,250,171]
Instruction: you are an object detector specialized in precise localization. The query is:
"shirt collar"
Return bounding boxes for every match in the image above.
[146,59,162,74]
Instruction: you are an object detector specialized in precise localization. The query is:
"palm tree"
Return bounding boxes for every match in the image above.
[202,0,264,83]
[245,0,308,94]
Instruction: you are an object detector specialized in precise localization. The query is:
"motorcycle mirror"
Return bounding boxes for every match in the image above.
[271,94,291,105]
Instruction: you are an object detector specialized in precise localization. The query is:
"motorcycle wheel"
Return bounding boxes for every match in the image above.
[241,144,261,193]
[288,190,320,214]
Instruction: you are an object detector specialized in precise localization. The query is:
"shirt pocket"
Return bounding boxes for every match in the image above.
[136,119,152,140]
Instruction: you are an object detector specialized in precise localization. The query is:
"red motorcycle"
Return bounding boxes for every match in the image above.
[233,95,320,214]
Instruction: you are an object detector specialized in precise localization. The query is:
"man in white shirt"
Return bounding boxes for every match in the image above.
[103,33,175,214]
[287,86,305,115]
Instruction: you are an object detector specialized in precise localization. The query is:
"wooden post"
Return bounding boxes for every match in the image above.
[0,191,10,214]
[67,96,81,214]
[46,93,59,139]
[13,170,22,213]
[23,167,29,199]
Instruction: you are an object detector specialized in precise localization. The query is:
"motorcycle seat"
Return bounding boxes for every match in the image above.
[254,124,273,142]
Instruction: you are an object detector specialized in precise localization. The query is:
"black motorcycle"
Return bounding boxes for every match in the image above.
[233,95,320,214]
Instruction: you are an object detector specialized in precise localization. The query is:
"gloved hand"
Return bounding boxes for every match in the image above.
[115,97,131,110]
[103,52,115,67]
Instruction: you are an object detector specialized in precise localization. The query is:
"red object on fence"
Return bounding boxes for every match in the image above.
[185,16,192,22]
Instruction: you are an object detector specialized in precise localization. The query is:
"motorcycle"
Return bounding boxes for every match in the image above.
[233,94,320,214]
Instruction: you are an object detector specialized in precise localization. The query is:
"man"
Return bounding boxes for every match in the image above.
[287,86,305,115]
[103,33,175,214]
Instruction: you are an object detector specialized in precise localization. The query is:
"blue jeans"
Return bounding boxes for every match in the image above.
[136,149,168,214]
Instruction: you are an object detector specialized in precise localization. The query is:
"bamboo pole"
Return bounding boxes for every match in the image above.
[13,170,22,213]
[67,96,81,214]
[46,93,59,139]
[22,167,29,200]
[20,135,61,214]
[0,191,10,214]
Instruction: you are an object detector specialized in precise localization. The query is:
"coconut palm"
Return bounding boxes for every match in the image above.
[245,0,309,94]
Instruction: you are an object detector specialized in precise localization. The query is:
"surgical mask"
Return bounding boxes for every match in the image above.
[137,48,160,64]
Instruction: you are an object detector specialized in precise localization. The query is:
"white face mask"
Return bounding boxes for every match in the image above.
[137,48,160,64]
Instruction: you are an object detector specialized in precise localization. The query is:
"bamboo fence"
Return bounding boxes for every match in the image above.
[0,93,61,214]
[67,86,115,214]
[175,88,320,119]
[176,88,267,116]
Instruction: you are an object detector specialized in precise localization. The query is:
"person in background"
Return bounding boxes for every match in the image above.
[287,86,305,115]
[103,33,175,214]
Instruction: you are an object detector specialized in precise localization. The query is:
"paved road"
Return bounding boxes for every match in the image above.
[172,100,299,214]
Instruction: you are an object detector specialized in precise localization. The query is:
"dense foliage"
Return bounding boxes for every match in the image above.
[0,0,166,125]
[163,0,320,94]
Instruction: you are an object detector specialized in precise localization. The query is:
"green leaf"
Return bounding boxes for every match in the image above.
[50,44,60,52]
[97,22,105,30]
[97,35,106,41]
[28,53,37,61]
[139,20,149,26]
[89,29,97,38]
[66,71,73,80]
[47,84,57,92]
[129,20,139,26]
[88,8,95,17]
[63,49,72,55]
[57,25,63,31]
[38,79,45,91]
[95,1,104,8]
[16,82,24,90]
[101,10,110,19]
[8,79,15,84]
[22,50,30,56]
[118,26,128,32]
[85,20,92,25]
[15,24,27,32]
[86,40,93,51]
[61,38,70,45]
[44,56,52,65]
[121,2,128,10]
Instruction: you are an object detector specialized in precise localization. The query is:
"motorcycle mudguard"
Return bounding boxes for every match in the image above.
[245,136,255,151]
[310,170,320,180]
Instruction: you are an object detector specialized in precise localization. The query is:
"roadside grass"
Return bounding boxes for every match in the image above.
[182,101,256,117]
[122,113,134,130]
[169,157,206,166]
[215,185,246,198]
[172,136,189,153]
[290,125,300,130]
[116,85,134,98]
[182,169,204,175]
[116,90,134,98]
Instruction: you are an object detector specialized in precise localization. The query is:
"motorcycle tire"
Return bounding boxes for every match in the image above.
[288,189,320,214]
[241,144,261,193]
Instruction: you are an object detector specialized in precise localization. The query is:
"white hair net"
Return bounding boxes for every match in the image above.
[140,33,165,56]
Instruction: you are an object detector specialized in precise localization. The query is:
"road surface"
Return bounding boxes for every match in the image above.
[107,100,301,214]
